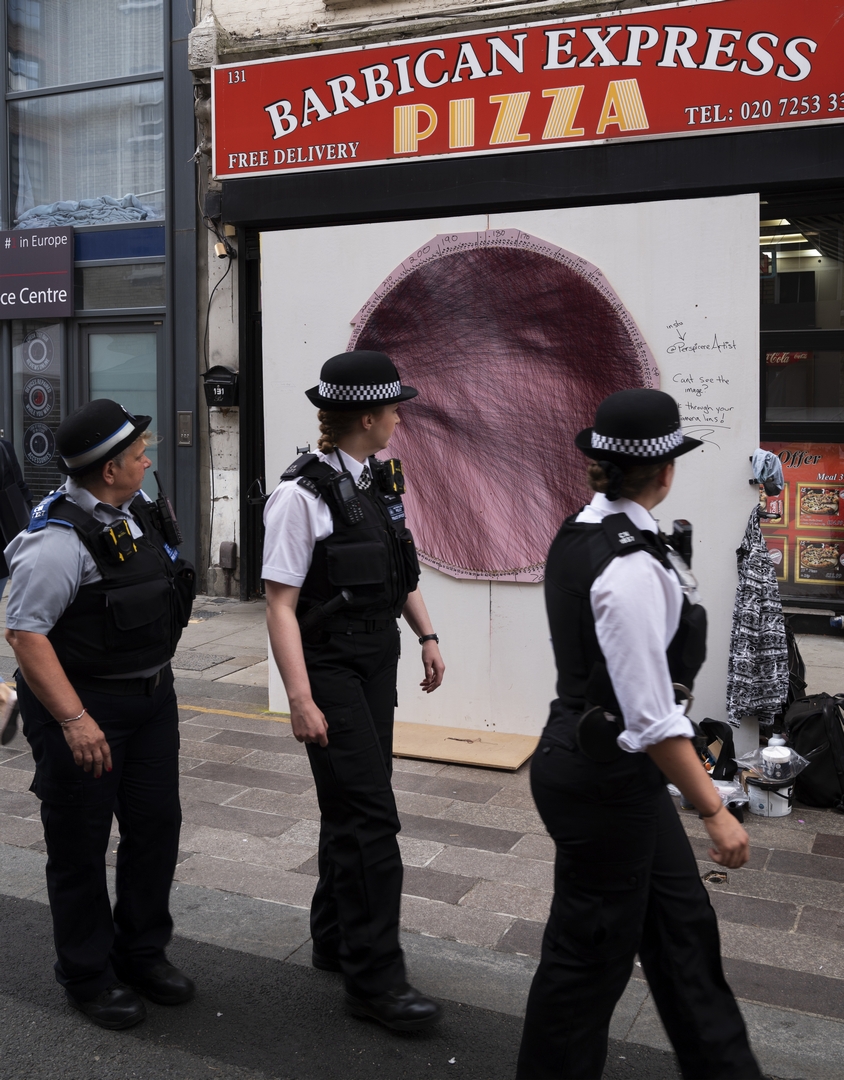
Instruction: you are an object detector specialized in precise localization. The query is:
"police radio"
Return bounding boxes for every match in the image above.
[152,470,184,547]
[327,471,365,526]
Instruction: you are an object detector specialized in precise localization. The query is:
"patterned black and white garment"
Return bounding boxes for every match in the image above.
[725,505,790,726]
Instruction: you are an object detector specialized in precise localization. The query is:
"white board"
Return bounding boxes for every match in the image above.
[261,194,759,740]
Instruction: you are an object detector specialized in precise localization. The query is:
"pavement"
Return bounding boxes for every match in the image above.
[1,596,844,1079]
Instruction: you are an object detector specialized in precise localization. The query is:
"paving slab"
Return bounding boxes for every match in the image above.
[398,812,523,853]
[429,846,554,891]
[796,905,844,942]
[185,760,313,795]
[402,865,478,904]
[395,788,456,817]
[175,853,317,908]
[204,727,299,753]
[459,880,553,924]
[391,772,505,804]
[706,890,799,932]
[400,894,514,948]
[494,918,544,959]
[216,660,271,686]
[178,824,316,871]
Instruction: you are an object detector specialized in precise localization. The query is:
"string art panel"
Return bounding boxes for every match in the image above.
[349,229,658,581]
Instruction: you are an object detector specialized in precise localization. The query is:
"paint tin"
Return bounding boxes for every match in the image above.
[746,775,793,817]
[761,746,791,780]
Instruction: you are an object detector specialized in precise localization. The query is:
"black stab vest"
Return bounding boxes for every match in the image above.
[545,511,707,717]
[38,493,194,677]
[280,454,420,621]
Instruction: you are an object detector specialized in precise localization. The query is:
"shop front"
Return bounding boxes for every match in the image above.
[0,0,199,565]
[210,0,844,745]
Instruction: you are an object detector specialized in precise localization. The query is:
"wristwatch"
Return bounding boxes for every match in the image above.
[418,633,439,645]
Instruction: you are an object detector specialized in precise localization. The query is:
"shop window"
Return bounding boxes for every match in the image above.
[7,0,161,89]
[760,216,844,330]
[74,263,165,309]
[765,350,844,424]
[10,82,165,226]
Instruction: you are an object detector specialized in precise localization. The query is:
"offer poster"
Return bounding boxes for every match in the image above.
[760,442,844,597]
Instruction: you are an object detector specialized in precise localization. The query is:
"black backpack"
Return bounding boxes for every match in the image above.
[783,693,844,812]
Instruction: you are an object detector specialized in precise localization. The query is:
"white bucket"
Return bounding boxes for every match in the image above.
[746,775,793,817]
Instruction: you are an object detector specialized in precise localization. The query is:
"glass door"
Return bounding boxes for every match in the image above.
[80,323,163,499]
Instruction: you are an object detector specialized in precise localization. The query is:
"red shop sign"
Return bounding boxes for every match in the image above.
[211,0,844,180]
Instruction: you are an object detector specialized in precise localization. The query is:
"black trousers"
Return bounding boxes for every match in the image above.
[303,623,406,997]
[19,667,181,1002]
[516,713,761,1080]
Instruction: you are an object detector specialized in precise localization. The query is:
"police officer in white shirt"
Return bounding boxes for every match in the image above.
[516,389,761,1080]
[263,351,444,1031]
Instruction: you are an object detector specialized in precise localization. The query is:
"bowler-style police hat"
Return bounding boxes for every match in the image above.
[575,389,701,466]
[305,351,418,411]
[56,399,151,475]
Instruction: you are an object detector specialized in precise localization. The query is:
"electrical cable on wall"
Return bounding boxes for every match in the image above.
[194,131,236,572]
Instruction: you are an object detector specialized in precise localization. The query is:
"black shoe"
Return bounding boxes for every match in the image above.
[66,983,146,1030]
[345,983,441,1031]
[312,948,342,973]
[113,960,195,1005]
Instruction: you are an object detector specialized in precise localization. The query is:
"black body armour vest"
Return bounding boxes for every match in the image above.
[545,512,707,718]
[280,453,421,622]
[34,493,196,678]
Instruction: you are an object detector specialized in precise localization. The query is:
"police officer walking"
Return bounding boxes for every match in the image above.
[5,400,196,1030]
[516,390,761,1079]
[263,350,445,1031]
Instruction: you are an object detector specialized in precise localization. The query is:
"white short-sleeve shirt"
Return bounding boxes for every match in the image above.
[261,450,367,588]
[576,494,696,753]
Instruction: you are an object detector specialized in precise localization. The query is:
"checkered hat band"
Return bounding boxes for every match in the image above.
[319,379,401,403]
[591,428,685,456]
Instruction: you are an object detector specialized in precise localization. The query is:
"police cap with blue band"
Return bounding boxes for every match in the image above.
[56,399,151,476]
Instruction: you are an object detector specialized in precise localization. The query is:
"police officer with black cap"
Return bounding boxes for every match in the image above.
[516,389,761,1079]
[263,350,445,1031]
[4,399,196,1030]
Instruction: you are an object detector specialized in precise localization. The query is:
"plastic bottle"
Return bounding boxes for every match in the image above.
[767,733,786,747]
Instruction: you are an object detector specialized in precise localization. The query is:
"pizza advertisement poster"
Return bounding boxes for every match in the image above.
[760,442,844,597]
[796,483,844,529]
[765,534,788,583]
[795,537,844,585]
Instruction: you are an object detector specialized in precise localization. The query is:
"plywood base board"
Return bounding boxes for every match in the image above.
[393,721,538,771]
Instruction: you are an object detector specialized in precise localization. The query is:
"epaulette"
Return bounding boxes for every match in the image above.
[27,491,73,532]
[279,453,335,498]
[280,452,319,480]
[601,513,652,557]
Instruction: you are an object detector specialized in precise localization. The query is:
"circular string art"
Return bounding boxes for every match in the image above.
[349,229,658,582]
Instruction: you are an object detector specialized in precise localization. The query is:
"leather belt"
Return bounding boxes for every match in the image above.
[71,664,170,697]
